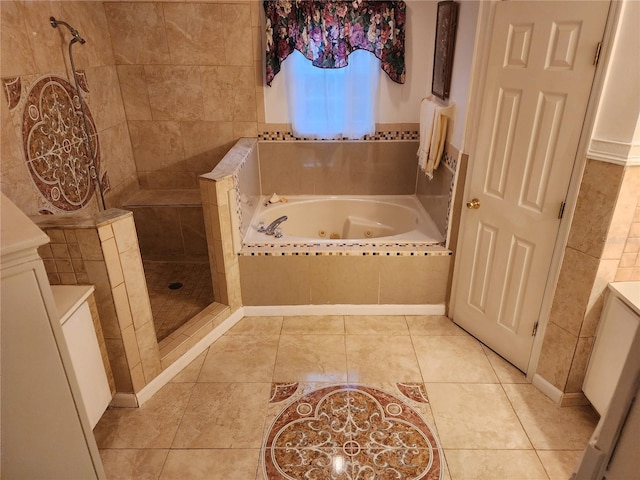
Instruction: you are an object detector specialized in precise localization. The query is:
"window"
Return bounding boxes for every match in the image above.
[285,50,380,139]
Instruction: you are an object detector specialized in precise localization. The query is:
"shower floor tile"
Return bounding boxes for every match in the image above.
[143,261,214,342]
[96,315,599,480]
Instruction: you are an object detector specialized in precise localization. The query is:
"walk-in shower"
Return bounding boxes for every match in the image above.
[50,16,105,211]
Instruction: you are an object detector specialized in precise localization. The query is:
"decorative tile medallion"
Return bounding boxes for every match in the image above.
[2,76,22,110]
[396,383,430,404]
[22,75,100,212]
[263,384,442,479]
[270,382,300,403]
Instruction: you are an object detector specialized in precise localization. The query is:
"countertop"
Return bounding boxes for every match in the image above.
[50,285,95,325]
[609,281,640,316]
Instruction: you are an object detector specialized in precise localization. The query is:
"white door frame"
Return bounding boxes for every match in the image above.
[449,0,622,378]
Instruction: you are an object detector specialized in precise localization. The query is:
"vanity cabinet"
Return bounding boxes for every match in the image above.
[0,193,105,479]
[574,282,640,479]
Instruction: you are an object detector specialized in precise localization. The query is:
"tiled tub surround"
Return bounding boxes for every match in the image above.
[201,138,454,309]
[33,209,230,398]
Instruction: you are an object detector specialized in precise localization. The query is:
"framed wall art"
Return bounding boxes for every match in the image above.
[431,1,459,100]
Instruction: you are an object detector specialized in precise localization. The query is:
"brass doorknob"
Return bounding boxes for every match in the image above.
[466,198,481,209]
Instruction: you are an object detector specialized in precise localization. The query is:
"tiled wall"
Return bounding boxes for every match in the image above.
[106,1,262,189]
[257,141,419,196]
[201,174,243,311]
[124,189,208,261]
[239,254,451,306]
[0,1,138,215]
[536,161,640,399]
[35,210,161,394]
[87,292,116,396]
[416,144,460,240]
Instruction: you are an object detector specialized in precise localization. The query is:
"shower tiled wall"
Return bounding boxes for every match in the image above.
[0,1,138,215]
[537,160,640,401]
[105,1,262,189]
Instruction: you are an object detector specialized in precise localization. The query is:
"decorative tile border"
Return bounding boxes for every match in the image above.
[443,145,461,243]
[258,130,420,141]
[239,242,451,257]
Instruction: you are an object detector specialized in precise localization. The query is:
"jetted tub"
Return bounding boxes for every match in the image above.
[243,195,444,245]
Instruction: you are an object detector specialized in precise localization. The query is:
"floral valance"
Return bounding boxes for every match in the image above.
[264,0,406,86]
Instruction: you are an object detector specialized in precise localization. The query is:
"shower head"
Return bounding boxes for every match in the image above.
[50,16,85,44]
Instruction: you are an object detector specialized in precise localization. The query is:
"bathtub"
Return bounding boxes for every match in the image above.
[242,195,444,246]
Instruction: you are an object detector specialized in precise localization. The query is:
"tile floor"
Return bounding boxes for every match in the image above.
[143,261,214,341]
[95,315,599,480]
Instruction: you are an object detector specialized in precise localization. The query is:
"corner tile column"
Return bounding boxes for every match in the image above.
[536,160,640,400]
[200,175,242,311]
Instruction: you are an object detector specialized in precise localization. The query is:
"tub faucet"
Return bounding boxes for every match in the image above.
[259,215,288,237]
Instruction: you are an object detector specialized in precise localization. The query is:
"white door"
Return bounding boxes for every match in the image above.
[452,1,609,371]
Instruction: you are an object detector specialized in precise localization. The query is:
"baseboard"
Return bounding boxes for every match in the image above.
[242,304,446,316]
[109,392,138,408]
[560,392,591,407]
[135,308,245,407]
[532,373,564,405]
[532,374,594,407]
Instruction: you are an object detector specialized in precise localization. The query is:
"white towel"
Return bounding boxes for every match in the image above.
[417,97,455,179]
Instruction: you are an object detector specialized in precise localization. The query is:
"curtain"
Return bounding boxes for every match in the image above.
[285,49,379,138]
[265,0,406,86]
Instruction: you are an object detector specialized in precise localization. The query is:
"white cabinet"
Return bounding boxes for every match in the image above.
[583,284,640,415]
[574,281,640,480]
[0,194,105,479]
[53,285,112,429]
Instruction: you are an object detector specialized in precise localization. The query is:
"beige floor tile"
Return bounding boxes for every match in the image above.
[172,383,270,449]
[536,450,583,480]
[413,336,499,383]
[344,315,410,335]
[406,315,468,336]
[197,335,279,382]
[281,315,344,334]
[481,345,529,384]
[345,335,422,383]
[94,383,194,449]
[99,448,168,480]
[273,334,347,382]
[170,349,207,383]
[225,316,283,335]
[427,383,532,449]
[159,449,261,480]
[503,384,598,450]
[444,450,548,480]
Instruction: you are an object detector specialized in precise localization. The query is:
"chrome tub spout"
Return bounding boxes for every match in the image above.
[259,215,288,237]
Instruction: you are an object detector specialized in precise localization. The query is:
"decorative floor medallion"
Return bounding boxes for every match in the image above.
[263,385,442,480]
